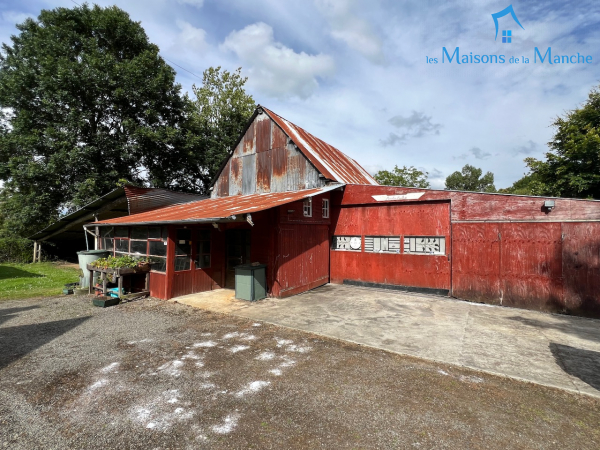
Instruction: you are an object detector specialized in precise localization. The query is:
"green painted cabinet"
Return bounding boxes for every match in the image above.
[234,264,267,301]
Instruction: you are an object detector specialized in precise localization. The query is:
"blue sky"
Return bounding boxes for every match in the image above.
[1,0,599,188]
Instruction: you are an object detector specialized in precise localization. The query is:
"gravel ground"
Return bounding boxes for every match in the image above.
[1,295,599,449]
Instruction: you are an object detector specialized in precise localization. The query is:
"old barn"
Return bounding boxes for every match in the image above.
[90,106,600,318]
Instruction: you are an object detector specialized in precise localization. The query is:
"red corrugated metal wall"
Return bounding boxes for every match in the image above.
[330,202,451,290]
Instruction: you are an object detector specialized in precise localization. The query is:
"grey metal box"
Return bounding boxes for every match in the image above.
[234,264,267,301]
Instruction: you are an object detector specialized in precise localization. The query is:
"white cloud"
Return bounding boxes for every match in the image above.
[453,147,492,161]
[176,21,209,53]
[177,0,204,8]
[315,0,384,64]
[380,111,442,146]
[220,22,335,99]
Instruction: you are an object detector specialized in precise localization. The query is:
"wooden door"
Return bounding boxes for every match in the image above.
[225,229,251,288]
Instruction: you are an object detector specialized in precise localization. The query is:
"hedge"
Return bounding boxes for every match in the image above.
[0,237,35,263]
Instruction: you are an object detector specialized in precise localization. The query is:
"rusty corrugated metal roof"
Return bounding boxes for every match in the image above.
[93,185,344,226]
[262,107,378,186]
[124,186,206,214]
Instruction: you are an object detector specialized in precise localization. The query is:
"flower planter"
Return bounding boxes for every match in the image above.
[86,263,151,297]
[93,297,121,308]
[85,264,151,276]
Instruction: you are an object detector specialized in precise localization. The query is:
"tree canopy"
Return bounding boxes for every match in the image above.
[188,67,256,191]
[373,165,430,188]
[524,85,600,199]
[0,4,189,236]
[445,164,496,192]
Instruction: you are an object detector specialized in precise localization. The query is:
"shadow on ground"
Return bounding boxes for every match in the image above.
[0,306,39,327]
[0,267,44,281]
[550,342,600,391]
[507,315,600,343]
[0,316,90,370]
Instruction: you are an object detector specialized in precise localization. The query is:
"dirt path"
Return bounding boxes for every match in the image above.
[1,296,599,449]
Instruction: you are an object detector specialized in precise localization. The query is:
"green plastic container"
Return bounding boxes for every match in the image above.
[234,264,267,301]
[77,250,110,288]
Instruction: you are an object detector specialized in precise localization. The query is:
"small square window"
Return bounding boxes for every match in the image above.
[322,199,329,219]
[303,198,312,217]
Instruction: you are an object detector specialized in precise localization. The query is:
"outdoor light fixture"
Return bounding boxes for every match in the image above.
[543,200,555,211]
[287,209,295,213]
[246,214,254,226]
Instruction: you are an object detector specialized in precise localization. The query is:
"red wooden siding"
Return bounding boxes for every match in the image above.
[562,222,600,317]
[330,202,451,290]
[149,272,167,299]
[341,184,600,222]
[500,223,563,311]
[452,222,600,316]
[451,223,501,302]
[273,224,330,298]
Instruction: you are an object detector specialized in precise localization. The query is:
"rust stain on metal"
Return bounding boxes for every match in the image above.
[242,122,255,155]
[255,115,271,153]
[214,160,230,197]
[256,151,272,193]
[94,186,344,225]
[261,107,378,186]
[271,122,287,149]
[229,157,243,196]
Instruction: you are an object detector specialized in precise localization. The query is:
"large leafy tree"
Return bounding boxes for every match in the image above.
[445,164,496,192]
[498,173,547,196]
[525,85,600,199]
[0,4,189,236]
[181,67,256,192]
[374,165,430,188]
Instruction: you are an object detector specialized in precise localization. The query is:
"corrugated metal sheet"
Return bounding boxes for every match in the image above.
[215,160,230,197]
[262,107,378,186]
[256,151,272,194]
[240,121,254,156]
[256,114,271,153]
[124,186,206,215]
[229,157,243,196]
[30,185,205,241]
[94,185,344,226]
[29,187,127,241]
[242,154,257,195]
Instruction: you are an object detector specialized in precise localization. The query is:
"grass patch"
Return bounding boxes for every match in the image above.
[0,262,80,300]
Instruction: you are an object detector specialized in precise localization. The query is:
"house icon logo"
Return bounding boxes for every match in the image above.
[491,5,524,43]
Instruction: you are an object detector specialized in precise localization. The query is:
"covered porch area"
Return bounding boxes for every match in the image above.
[90,186,340,300]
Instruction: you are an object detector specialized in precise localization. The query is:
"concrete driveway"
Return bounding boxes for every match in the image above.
[186,284,600,398]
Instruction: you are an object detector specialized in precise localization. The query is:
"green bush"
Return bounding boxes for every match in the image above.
[0,237,34,263]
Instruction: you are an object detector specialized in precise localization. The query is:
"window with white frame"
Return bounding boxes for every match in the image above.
[332,236,362,251]
[364,236,401,253]
[403,236,446,255]
[322,199,329,218]
[303,198,312,217]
